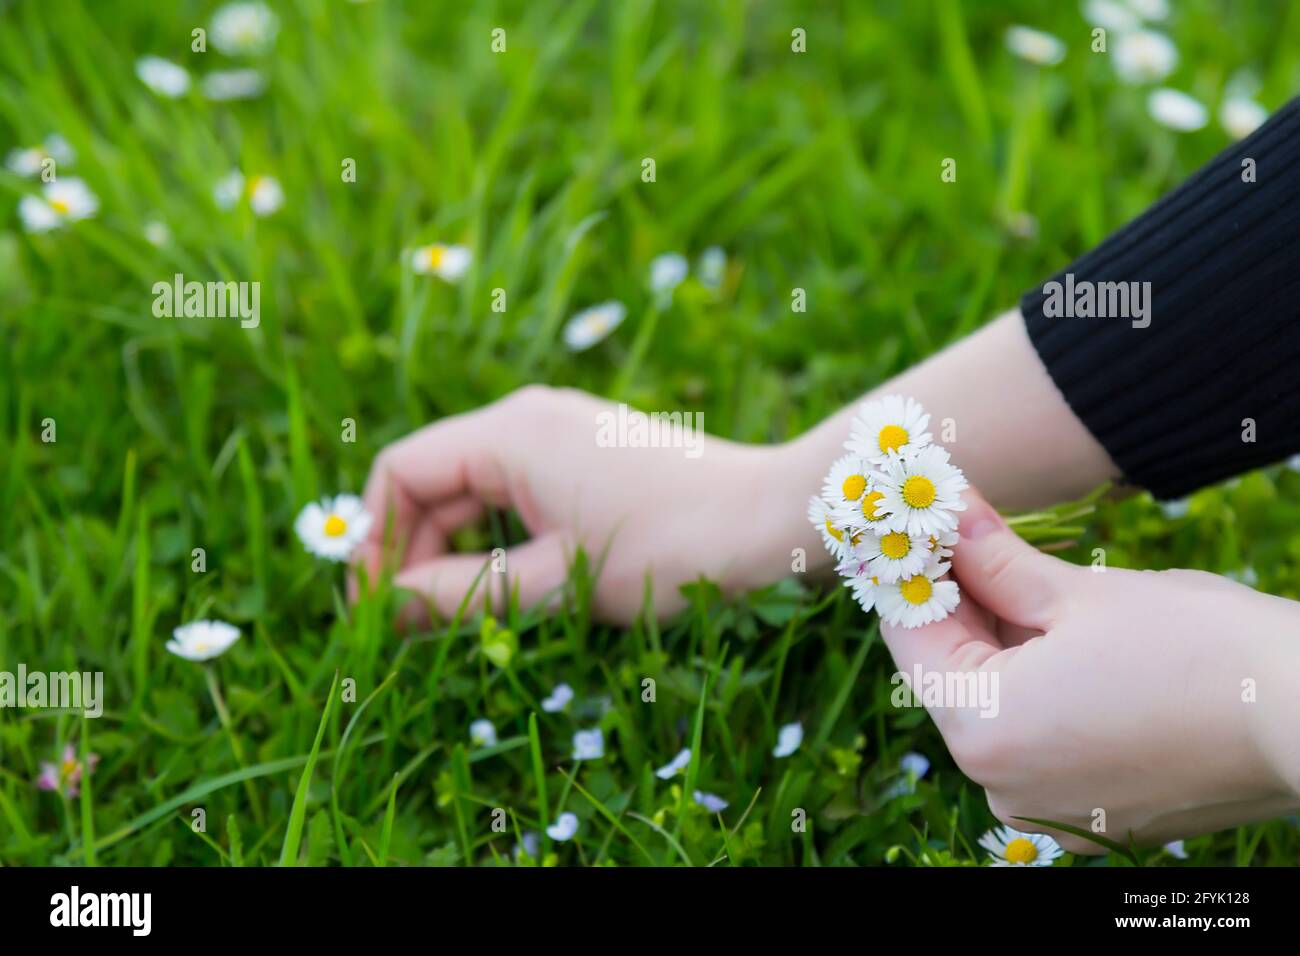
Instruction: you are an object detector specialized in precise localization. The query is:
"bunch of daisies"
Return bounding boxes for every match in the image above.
[808,395,969,628]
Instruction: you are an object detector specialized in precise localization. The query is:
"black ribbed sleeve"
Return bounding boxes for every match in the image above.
[1021,96,1300,500]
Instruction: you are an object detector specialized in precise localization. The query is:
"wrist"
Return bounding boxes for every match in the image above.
[1241,591,1300,805]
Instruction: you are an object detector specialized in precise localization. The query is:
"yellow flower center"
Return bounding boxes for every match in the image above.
[825,518,844,542]
[841,474,867,501]
[50,198,70,214]
[425,245,445,269]
[1004,838,1038,864]
[898,574,932,605]
[880,532,911,560]
[901,475,937,509]
[928,535,939,552]
[861,490,886,521]
[324,514,348,538]
[60,759,78,778]
[877,424,909,454]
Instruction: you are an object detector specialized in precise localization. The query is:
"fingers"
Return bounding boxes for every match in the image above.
[393,533,570,624]
[951,488,1076,631]
[880,598,1004,677]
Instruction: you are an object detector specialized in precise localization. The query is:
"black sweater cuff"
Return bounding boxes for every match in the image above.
[1021,96,1300,500]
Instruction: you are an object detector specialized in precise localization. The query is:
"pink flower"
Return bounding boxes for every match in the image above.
[37,745,99,798]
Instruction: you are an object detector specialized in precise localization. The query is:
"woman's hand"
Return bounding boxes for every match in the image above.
[881,489,1300,851]
[355,385,801,624]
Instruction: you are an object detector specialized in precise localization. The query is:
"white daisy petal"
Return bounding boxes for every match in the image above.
[1219,97,1268,140]
[563,301,627,352]
[654,747,692,779]
[772,722,803,758]
[136,56,191,97]
[545,811,579,841]
[210,2,280,56]
[1113,30,1178,84]
[1148,88,1208,132]
[1004,26,1066,66]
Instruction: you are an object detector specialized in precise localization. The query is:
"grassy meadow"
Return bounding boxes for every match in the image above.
[2,0,1299,866]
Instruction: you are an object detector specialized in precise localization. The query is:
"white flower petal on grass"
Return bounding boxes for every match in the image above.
[693,790,728,813]
[1158,497,1189,519]
[885,750,931,798]
[563,301,627,352]
[1113,30,1178,84]
[210,2,280,56]
[167,620,241,662]
[846,394,932,465]
[541,682,574,713]
[469,719,497,748]
[294,494,373,563]
[1081,0,1139,32]
[248,175,284,216]
[655,748,692,780]
[202,68,267,101]
[408,243,472,282]
[1148,88,1208,132]
[772,722,803,758]
[143,219,171,247]
[19,178,99,233]
[874,444,968,538]
[1287,454,1300,472]
[1163,839,1188,860]
[6,135,74,178]
[214,170,246,209]
[1219,98,1268,140]
[648,252,688,298]
[875,562,960,629]
[697,246,726,289]
[979,826,1064,867]
[1125,0,1168,20]
[571,728,604,761]
[546,811,579,842]
[1004,26,1066,66]
[136,56,191,97]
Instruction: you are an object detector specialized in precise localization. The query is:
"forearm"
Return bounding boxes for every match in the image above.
[758,308,1118,573]
[1243,590,1300,806]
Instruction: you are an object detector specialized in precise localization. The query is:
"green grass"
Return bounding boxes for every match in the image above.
[2,0,1299,867]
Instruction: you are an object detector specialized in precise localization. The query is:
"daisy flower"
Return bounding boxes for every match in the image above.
[693,791,729,813]
[926,528,960,561]
[821,454,872,510]
[408,243,471,282]
[655,748,691,780]
[469,718,497,748]
[136,56,191,97]
[167,620,241,662]
[648,252,688,300]
[874,444,968,537]
[772,721,803,758]
[875,562,960,628]
[210,2,279,56]
[546,812,579,842]
[1080,0,1139,32]
[843,570,880,614]
[18,177,99,233]
[846,394,932,465]
[853,527,932,583]
[213,170,282,216]
[697,246,726,290]
[1219,97,1268,140]
[980,826,1064,867]
[5,134,74,177]
[540,682,574,713]
[1113,30,1178,84]
[571,728,604,761]
[1004,26,1066,66]
[143,219,171,246]
[808,496,860,562]
[294,494,373,563]
[201,68,267,101]
[1148,88,1208,132]
[1126,0,1168,19]
[562,301,626,352]
[37,745,99,799]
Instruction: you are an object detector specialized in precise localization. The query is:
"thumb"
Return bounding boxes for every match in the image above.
[951,489,1075,630]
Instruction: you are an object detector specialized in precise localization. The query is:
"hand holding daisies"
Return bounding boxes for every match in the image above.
[878,488,1300,852]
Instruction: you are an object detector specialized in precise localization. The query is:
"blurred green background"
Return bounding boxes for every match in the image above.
[2,0,1298,866]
